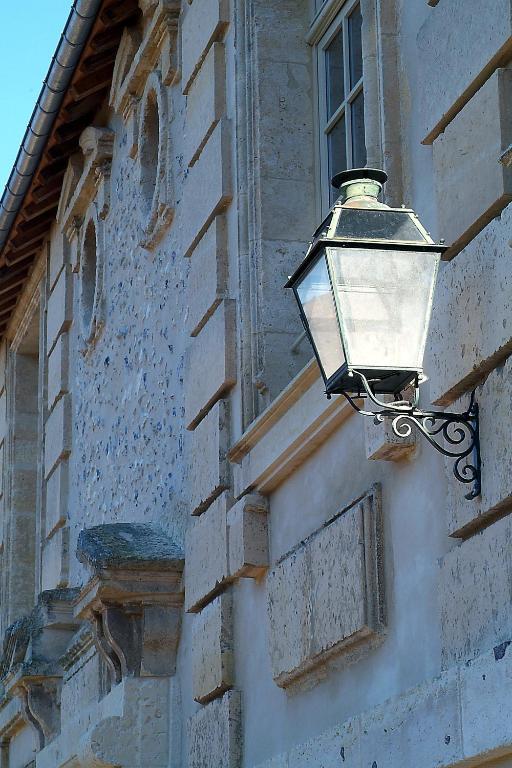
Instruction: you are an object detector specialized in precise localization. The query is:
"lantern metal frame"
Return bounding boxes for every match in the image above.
[338,370,481,501]
[286,168,482,500]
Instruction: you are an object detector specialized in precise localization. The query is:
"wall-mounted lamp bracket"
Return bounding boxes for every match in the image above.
[337,371,481,501]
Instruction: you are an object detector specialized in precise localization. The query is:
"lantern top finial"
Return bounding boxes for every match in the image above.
[332,167,388,208]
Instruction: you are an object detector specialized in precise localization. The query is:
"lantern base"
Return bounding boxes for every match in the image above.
[325,366,419,398]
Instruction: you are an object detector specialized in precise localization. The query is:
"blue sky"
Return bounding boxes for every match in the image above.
[0,2,72,193]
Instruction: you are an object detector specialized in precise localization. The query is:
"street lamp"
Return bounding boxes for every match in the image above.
[287,169,480,500]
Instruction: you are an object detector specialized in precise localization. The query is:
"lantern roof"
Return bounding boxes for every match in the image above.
[286,168,447,289]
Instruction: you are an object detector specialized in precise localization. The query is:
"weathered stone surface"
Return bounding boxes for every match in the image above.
[76,522,184,572]
[192,592,234,704]
[46,265,73,355]
[288,719,360,768]
[45,460,68,538]
[433,69,512,257]
[188,399,231,515]
[49,231,69,292]
[187,690,241,768]
[429,205,512,407]
[267,489,384,688]
[440,514,512,667]
[47,332,69,412]
[185,300,236,429]
[359,668,463,768]
[185,491,231,612]
[227,493,269,579]
[44,393,72,479]
[445,356,512,536]
[182,0,229,94]
[187,216,228,337]
[41,525,69,591]
[0,389,7,445]
[0,340,6,395]
[180,119,232,256]
[417,0,512,142]
[185,42,226,167]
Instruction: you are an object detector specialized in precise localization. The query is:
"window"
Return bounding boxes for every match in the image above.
[317,0,366,210]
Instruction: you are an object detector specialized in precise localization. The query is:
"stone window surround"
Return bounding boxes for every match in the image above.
[137,70,174,249]
[79,208,105,349]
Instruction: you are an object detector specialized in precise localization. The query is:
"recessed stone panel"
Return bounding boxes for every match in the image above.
[185,491,231,613]
[47,332,70,412]
[45,459,69,538]
[227,493,269,579]
[182,0,229,94]
[433,69,512,257]
[47,264,73,355]
[41,525,69,591]
[185,43,226,167]
[188,399,231,515]
[187,690,241,768]
[44,393,72,479]
[417,0,512,142]
[429,205,512,407]
[49,230,70,292]
[187,217,228,337]
[185,300,236,429]
[192,592,234,703]
[180,119,232,257]
[267,487,384,688]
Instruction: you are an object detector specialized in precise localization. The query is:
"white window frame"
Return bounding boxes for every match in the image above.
[315,0,365,214]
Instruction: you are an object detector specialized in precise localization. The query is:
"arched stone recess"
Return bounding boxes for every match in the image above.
[109,0,181,161]
[79,209,105,349]
[137,71,174,249]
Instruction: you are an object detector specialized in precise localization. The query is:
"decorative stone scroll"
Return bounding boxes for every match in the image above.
[75,523,185,685]
[0,589,80,749]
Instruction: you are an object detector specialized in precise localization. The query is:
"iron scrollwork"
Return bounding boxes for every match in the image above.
[339,371,481,501]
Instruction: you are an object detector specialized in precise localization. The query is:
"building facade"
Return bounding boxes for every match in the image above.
[0,0,510,766]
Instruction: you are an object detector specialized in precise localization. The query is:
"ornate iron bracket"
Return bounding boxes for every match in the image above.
[338,371,481,501]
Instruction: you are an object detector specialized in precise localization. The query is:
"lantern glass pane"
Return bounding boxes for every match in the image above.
[334,209,429,242]
[327,247,439,372]
[296,255,345,381]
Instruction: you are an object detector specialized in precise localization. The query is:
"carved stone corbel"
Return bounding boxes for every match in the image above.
[17,678,61,749]
[75,523,184,686]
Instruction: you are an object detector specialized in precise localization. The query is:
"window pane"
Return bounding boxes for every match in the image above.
[348,4,363,88]
[325,28,344,119]
[350,89,366,168]
[328,115,347,203]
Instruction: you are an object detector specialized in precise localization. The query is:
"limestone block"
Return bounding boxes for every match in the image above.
[45,460,69,538]
[288,719,361,768]
[445,357,512,536]
[267,488,384,688]
[433,69,512,257]
[227,493,269,579]
[0,441,4,498]
[417,0,512,143]
[188,399,231,515]
[187,690,241,768]
[44,393,72,479]
[364,413,416,461]
[180,119,232,257]
[47,332,70,412]
[185,43,226,167]
[49,231,69,291]
[182,0,229,94]
[429,207,512,407]
[185,300,236,429]
[439,514,512,668]
[259,177,316,244]
[187,216,228,337]
[460,643,512,759]
[46,264,73,355]
[192,592,234,704]
[41,526,69,591]
[267,547,311,687]
[0,340,7,395]
[359,668,463,768]
[0,389,7,445]
[185,491,232,612]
